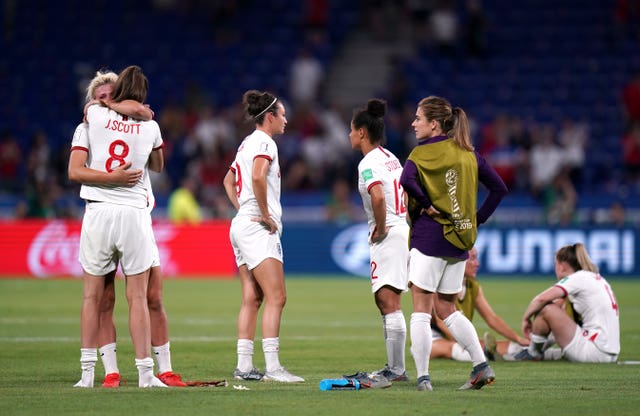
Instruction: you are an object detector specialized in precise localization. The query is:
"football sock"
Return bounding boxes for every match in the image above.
[444,311,485,367]
[152,341,172,374]
[410,312,432,379]
[383,310,407,374]
[98,342,119,375]
[451,343,472,362]
[528,334,547,357]
[262,337,281,373]
[236,339,254,372]
[74,348,97,388]
[136,357,166,387]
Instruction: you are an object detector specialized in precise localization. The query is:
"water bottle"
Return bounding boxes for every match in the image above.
[319,378,360,391]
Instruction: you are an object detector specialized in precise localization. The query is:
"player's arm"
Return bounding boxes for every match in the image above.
[369,183,388,243]
[521,286,565,338]
[223,169,240,210]
[68,149,142,186]
[475,286,529,346]
[108,100,154,121]
[148,147,164,173]
[252,156,276,233]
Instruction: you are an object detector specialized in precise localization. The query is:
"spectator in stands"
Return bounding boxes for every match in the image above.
[622,71,640,127]
[428,0,460,56]
[463,0,488,58]
[289,48,324,107]
[0,129,22,192]
[543,170,578,226]
[622,122,640,183]
[528,123,565,197]
[557,117,588,189]
[167,175,202,224]
[325,177,360,224]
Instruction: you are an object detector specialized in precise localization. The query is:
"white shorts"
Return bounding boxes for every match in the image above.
[562,326,618,363]
[370,224,409,293]
[230,216,283,270]
[79,202,155,276]
[408,249,466,294]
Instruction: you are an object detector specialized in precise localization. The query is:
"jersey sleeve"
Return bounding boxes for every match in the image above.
[255,138,277,162]
[70,123,89,151]
[151,121,164,150]
[359,158,382,193]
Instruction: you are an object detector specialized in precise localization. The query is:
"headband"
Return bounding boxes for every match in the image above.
[254,98,278,119]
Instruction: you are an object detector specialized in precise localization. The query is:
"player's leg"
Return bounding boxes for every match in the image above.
[234,264,264,379]
[374,286,407,379]
[125,269,165,387]
[75,271,105,387]
[147,265,186,386]
[522,302,577,359]
[253,258,304,382]
[97,270,120,387]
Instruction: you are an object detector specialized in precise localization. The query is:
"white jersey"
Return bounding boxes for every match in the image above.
[556,270,620,354]
[357,146,406,233]
[73,105,163,208]
[229,129,282,225]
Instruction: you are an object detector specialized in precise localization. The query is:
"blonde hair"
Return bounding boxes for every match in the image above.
[85,70,118,103]
[556,243,599,273]
[417,95,473,151]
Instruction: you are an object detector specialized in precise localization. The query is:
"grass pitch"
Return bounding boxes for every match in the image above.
[1,276,639,416]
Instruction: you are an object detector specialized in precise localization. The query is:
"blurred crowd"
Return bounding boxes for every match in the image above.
[0,0,638,227]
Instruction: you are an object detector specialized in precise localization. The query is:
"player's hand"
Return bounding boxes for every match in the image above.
[253,214,277,234]
[110,162,143,187]
[516,336,530,346]
[370,226,389,244]
[144,104,155,119]
[421,205,441,218]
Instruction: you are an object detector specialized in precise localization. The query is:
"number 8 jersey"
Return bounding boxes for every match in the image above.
[357,146,406,233]
[71,105,163,208]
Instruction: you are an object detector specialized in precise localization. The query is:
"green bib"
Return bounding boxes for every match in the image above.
[407,139,478,250]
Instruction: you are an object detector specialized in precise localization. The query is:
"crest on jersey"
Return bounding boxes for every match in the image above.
[260,142,269,152]
[361,168,373,182]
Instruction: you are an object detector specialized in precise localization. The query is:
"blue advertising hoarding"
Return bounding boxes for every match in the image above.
[282,223,639,277]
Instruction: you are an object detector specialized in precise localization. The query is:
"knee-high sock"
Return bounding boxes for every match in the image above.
[410,312,432,378]
[383,310,407,374]
[444,311,485,367]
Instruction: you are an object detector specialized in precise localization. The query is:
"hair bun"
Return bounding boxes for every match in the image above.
[366,99,387,118]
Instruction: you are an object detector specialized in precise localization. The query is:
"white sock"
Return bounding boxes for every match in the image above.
[262,337,281,373]
[74,348,97,388]
[444,311,485,367]
[383,311,407,374]
[136,357,166,388]
[410,312,432,379]
[507,341,524,355]
[152,342,172,374]
[451,343,472,362]
[528,334,547,357]
[237,339,255,372]
[99,343,119,375]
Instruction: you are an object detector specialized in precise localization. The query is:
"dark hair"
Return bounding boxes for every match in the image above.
[352,98,387,144]
[556,243,599,273]
[242,90,278,124]
[111,65,148,103]
[417,95,473,151]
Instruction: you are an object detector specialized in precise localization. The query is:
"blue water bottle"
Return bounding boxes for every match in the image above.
[319,378,360,391]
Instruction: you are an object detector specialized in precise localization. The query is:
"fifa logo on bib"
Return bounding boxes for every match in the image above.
[445,169,461,220]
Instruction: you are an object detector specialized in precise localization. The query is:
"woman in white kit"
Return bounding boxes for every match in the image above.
[223,90,304,383]
[516,242,620,363]
[69,66,166,388]
[349,98,410,383]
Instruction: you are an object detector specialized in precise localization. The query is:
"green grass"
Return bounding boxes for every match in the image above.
[1,276,639,416]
